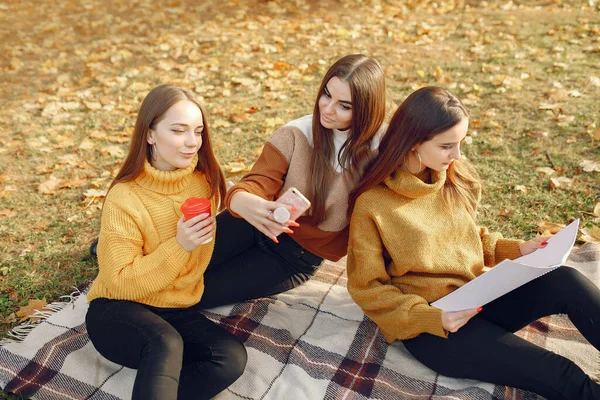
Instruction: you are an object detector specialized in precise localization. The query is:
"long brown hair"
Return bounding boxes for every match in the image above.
[109,85,226,207]
[307,54,386,223]
[349,86,480,217]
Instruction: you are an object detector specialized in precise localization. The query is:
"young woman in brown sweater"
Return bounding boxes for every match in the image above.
[195,54,388,308]
[347,86,600,400]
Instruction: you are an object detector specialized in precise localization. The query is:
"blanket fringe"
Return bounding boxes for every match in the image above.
[0,287,82,346]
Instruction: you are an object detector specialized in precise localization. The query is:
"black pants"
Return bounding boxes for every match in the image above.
[196,210,323,308]
[403,266,600,400]
[85,298,247,400]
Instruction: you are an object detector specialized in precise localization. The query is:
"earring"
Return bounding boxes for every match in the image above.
[403,150,422,174]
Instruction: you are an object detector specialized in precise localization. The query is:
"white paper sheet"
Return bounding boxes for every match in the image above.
[431,219,579,312]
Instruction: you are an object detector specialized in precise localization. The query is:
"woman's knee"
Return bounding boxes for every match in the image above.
[147,329,184,358]
[552,266,594,294]
[221,337,247,383]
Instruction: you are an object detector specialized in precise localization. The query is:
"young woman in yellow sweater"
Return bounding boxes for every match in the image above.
[85,85,246,400]
[347,86,600,400]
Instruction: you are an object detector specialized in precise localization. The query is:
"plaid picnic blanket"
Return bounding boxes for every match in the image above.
[1,243,599,400]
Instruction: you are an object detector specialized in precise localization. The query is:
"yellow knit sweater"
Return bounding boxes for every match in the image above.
[87,156,218,308]
[347,168,523,343]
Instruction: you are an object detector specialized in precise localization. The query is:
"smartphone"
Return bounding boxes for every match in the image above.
[275,187,311,221]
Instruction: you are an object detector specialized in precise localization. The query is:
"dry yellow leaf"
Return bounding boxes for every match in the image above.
[231,77,256,87]
[9,58,22,71]
[580,226,600,244]
[59,179,87,189]
[225,162,248,175]
[526,131,549,139]
[3,313,16,324]
[84,101,102,110]
[83,188,108,199]
[263,117,284,129]
[230,113,249,123]
[16,298,48,322]
[535,167,555,175]
[102,145,125,158]
[38,176,61,195]
[580,160,600,172]
[273,61,292,71]
[491,74,507,87]
[568,90,582,97]
[537,221,565,234]
[549,176,573,189]
[0,185,16,199]
[90,130,107,140]
[35,165,52,174]
[594,203,600,218]
[514,185,527,193]
[587,76,600,87]
[79,138,95,150]
[106,136,130,144]
[556,114,575,127]
[0,209,17,218]
[58,154,79,166]
[538,103,561,110]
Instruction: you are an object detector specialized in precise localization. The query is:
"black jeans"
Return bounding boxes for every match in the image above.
[85,298,247,400]
[403,267,600,400]
[196,210,323,308]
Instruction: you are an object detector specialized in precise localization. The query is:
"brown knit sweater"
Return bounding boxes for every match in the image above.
[225,114,385,261]
[347,168,523,342]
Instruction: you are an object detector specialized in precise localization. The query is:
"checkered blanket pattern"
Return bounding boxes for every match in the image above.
[1,243,598,400]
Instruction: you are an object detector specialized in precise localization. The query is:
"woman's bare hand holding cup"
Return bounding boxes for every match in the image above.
[176,214,215,252]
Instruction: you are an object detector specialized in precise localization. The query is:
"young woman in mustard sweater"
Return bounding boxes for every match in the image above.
[85,85,246,400]
[347,86,600,400]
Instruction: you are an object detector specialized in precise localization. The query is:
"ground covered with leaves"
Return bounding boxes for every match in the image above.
[0,0,599,381]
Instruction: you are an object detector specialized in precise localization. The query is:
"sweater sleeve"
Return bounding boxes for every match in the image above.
[347,200,447,343]
[479,226,523,267]
[97,196,191,301]
[224,141,289,217]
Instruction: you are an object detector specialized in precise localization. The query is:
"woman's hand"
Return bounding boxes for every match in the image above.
[229,191,298,243]
[176,213,215,252]
[441,307,481,333]
[519,236,551,256]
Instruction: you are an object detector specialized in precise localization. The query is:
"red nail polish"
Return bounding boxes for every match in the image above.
[272,237,279,244]
[477,307,483,313]
[542,241,548,245]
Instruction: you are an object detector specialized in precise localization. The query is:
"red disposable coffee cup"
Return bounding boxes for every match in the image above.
[181,197,213,244]
[181,197,212,221]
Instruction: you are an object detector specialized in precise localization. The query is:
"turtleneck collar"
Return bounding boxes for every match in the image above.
[384,168,446,199]
[333,127,350,143]
[135,155,199,194]
[332,127,351,172]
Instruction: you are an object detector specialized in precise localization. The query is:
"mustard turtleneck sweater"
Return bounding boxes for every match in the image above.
[347,168,523,342]
[87,156,218,308]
